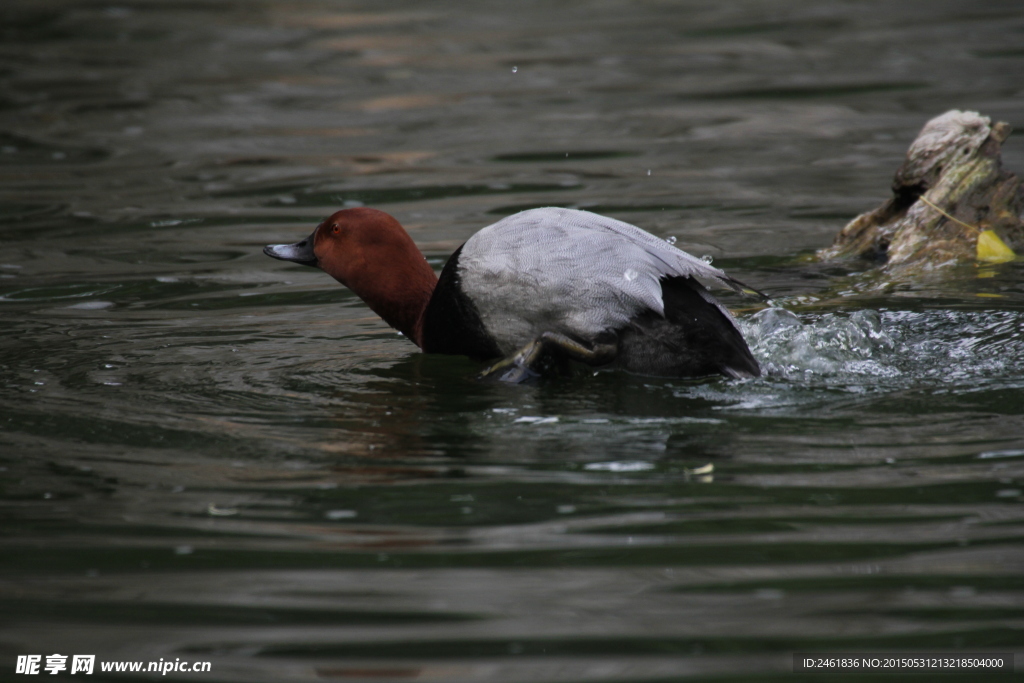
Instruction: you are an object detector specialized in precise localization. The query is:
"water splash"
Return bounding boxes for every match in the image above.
[741,308,897,380]
[738,306,1024,389]
[886,308,1024,385]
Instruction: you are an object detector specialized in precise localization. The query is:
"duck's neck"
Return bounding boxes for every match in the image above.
[344,251,438,348]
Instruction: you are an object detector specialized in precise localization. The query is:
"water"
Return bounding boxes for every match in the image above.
[3,1,1024,680]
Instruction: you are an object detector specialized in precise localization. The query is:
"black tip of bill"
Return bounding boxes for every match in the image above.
[263,238,317,267]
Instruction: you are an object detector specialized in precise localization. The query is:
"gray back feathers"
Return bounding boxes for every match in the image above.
[457,207,745,353]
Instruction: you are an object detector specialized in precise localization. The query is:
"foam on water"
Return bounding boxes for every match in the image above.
[741,307,898,381]
[738,306,1024,390]
[677,306,1024,413]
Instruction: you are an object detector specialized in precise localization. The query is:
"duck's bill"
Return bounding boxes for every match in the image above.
[263,229,317,266]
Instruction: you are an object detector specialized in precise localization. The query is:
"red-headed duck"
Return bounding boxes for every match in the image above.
[265,207,760,381]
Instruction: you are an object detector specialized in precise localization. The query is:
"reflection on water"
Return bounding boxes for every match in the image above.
[2,0,1024,680]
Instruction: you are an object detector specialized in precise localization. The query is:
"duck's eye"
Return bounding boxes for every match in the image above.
[331,224,340,234]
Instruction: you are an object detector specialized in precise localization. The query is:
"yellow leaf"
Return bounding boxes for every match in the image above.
[977,230,1016,263]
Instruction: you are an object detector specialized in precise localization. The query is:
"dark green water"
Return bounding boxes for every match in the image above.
[2,1,1023,681]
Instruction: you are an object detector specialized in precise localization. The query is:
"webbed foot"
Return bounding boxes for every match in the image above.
[479,332,618,383]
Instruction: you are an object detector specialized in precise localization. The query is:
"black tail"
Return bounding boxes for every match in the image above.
[617,276,760,379]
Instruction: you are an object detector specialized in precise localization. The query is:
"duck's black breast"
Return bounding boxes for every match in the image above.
[420,245,503,360]
[616,276,760,379]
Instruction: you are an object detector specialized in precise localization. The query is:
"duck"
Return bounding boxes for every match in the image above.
[264,206,761,382]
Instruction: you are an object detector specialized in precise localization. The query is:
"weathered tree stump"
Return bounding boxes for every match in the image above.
[818,110,1023,273]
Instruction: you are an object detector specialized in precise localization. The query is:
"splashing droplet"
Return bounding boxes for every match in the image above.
[701,255,713,264]
[646,169,651,176]
[623,268,639,281]
[511,66,518,73]
[665,235,677,245]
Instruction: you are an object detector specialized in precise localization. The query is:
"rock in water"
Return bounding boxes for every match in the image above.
[819,110,1023,272]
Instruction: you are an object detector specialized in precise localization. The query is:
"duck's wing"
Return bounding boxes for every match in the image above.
[459,208,757,349]
[549,208,757,294]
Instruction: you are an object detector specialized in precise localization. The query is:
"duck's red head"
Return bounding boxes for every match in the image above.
[264,208,438,346]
